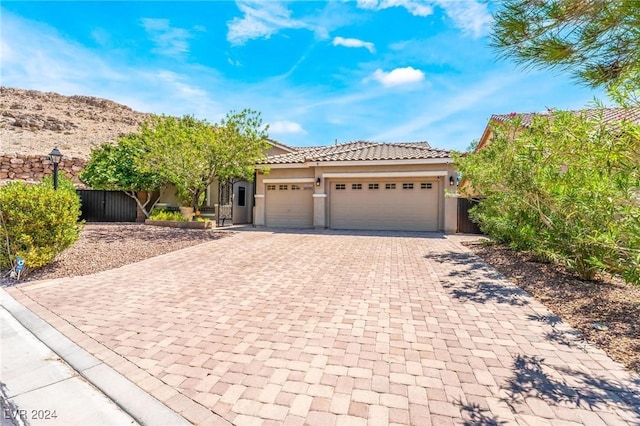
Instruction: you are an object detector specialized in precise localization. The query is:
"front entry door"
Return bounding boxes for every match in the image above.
[233,183,250,224]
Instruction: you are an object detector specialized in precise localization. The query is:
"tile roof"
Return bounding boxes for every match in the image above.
[262,141,450,164]
[491,107,640,128]
[267,139,298,153]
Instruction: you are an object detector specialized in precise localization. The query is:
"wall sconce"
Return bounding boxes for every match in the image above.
[316,177,321,186]
[449,176,455,186]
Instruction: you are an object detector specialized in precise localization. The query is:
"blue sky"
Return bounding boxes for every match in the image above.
[1,1,605,151]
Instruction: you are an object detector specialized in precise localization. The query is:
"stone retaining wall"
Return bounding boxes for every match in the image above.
[0,153,86,185]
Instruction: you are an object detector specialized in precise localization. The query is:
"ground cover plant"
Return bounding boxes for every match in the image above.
[148,208,188,222]
[455,109,640,284]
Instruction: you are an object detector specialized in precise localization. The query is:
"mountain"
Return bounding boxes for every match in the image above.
[0,87,148,159]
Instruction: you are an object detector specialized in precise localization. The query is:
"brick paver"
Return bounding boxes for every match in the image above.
[8,229,640,425]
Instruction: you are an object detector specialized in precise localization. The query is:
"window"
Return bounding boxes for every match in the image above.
[368,183,379,190]
[279,184,288,190]
[238,186,246,206]
[421,183,433,189]
[267,184,276,191]
[303,184,313,190]
[291,184,301,190]
[335,183,346,190]
[352,183,362,190]
[385,183,396,189]
[402,183,414,189]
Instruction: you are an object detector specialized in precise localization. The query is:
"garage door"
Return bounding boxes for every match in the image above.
[265,183,314,228]
[330,180,439,231]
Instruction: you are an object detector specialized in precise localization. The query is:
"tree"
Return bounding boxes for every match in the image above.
[138,110,269,211]
[80,135,165,219]
[454,110,640,284]
[491,0,640,96]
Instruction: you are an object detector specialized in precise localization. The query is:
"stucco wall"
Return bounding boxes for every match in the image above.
[255,162,459,232]
[0,153,86,186]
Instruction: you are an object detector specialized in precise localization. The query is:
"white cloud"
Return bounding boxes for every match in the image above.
[227,1,327,45]
[356,0,434,17]
[369,72,521,141]
[369,67,425,87]
[140,18,193,56]
[433,0,492,38]
[355,0,491,38]
[269,120,306,134]
[332,36,375,54]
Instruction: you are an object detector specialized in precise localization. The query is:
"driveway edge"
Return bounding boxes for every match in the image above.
[0,288,189,426]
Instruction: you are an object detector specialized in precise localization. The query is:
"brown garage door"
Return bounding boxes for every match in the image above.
[329,180,439,231]
[265,183,314,228]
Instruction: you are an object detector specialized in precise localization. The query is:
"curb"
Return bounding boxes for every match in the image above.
[0,289,189,426]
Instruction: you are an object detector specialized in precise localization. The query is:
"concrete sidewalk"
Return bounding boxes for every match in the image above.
[0,289,188,426]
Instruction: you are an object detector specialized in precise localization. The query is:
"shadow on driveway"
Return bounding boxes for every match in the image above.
[425,250,530,306]
[504,354,640,417]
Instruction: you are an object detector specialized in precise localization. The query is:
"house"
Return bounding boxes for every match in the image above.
[155,140,296,224]
[253,141,458,232]
[475,107,640,152]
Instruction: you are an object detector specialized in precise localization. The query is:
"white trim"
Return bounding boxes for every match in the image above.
[263,177,315,183]
[312,193,328,198]
[258,163,309,169]
[254,194,265,198]
[322,171,448,179]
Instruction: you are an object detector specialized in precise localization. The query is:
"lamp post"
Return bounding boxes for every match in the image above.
[49,147,63,190]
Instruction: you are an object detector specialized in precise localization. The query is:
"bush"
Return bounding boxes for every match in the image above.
[455,108,640,284]
[149,209,187,222]
[0,174,82,275]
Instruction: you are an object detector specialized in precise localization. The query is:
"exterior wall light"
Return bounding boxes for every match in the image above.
[449,176,455,186]
[49,147,63,190]
[316,177,321,186]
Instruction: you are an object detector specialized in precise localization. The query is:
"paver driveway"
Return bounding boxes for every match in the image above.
[7,229,640,425]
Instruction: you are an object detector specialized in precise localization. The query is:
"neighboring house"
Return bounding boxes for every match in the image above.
[476,107,640,152]
[253,141,458,232]
[459,107,640,195]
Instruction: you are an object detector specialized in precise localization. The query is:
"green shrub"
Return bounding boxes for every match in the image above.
[0,174,82,275]
[455,108,640,284]
[149,209,187,222]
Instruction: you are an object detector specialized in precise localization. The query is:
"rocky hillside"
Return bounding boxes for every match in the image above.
[0,87,149,159]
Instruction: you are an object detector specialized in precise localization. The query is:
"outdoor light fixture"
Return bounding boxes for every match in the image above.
[316,177,321,186]
[449,176,455,186]
[49,147,63,190]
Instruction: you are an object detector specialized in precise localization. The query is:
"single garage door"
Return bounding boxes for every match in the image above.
[330,180,439,231]
[265,183,314,228]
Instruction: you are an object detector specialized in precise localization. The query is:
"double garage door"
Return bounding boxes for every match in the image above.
[264,179,440,231]
[329,179,440,231]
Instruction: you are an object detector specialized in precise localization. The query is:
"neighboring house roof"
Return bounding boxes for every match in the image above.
[490,107,640,128]
[461,107,640,195]
[262,141,448,164]
[478,107,640,150]
[267,139,298,153]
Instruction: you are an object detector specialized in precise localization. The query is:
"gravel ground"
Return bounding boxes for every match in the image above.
[466,240,640,375]
[0,223,231,285]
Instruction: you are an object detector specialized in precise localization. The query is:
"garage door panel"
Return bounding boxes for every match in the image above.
[265,184,313,228]
[330,180,439,231]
